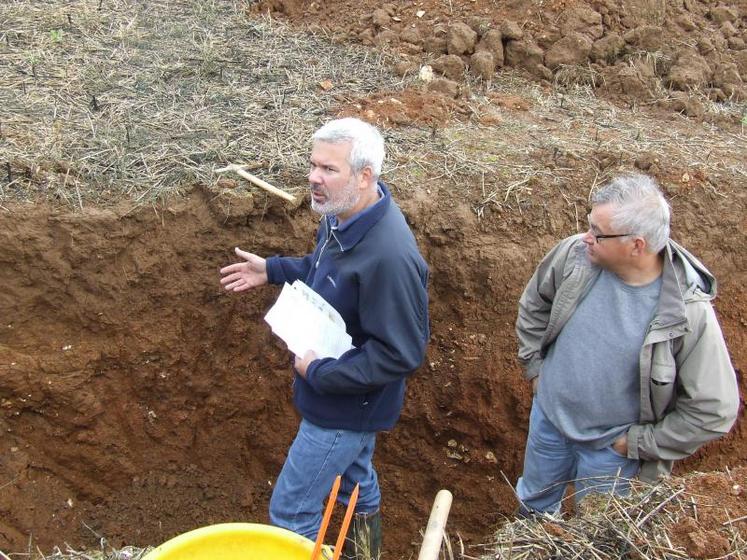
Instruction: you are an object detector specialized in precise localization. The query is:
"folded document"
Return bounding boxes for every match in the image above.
[264,280,354,359]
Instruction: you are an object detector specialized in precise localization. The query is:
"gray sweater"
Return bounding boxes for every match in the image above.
[538,270,662,448]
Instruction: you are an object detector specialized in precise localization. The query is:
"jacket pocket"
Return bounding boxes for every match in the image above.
[650,348,676,419]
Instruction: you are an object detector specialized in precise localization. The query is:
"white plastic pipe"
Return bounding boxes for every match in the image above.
[418,489,453,560]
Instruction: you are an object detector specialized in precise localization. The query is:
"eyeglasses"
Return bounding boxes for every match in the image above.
[586,214,633,244]
[592,232,633,243]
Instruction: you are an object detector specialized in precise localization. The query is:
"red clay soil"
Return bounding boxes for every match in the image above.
[667,467,747,559]
[1,1,746,558]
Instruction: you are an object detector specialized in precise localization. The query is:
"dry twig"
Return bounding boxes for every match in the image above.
[482,473,747,560]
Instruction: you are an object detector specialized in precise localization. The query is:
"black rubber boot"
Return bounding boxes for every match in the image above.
[341,509,382,560]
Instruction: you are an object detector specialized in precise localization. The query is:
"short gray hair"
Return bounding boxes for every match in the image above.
[591,174,671,252]
[312,117,385,179]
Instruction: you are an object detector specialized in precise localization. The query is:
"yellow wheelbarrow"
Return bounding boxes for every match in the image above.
[142,479,452,560]
[142,476,353,560]
[141,522,324,560]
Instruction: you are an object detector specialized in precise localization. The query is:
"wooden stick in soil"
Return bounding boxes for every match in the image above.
[215,163,297,203]
[418,489,453,560]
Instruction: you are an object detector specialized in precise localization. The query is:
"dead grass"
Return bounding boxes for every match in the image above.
[0,0,397,209]
[624,0,667,26]
[473,471,747,560]
[1,0,745,218]
[455,74,746,219]
[4,545,149,560]
[2,0,745,217]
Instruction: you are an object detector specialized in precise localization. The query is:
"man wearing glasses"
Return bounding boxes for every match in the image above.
[514,173,738,515]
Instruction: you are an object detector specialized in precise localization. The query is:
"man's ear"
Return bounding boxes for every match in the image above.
[358,166,373,189]
[631,236,647,256]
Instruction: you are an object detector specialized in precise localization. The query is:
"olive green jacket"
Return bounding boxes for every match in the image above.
[516,235,739,482]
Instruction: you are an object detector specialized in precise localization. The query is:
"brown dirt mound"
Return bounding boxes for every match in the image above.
[253,0,747,109]
[669,468,747,558]
[335,88,467,127]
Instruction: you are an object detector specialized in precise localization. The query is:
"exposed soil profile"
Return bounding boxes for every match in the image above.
[0,0,745,558]
[0,181,744,557]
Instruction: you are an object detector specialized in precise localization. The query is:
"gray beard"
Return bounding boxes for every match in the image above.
[310,182,360,216]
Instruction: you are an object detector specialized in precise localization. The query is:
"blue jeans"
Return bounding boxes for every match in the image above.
[516,400,641,514]
[269,418,380,539]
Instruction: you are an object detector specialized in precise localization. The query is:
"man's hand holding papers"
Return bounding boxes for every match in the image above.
[264,280,354,361]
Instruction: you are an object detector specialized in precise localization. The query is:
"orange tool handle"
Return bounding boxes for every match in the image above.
[332,483,360,560]
[311,475,342,560]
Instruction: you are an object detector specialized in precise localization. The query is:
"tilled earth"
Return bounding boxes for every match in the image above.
[254,0,747,112]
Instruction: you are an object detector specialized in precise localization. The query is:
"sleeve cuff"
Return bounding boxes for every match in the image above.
[523,356,543,381]
[627,424,642,460]
[265,256,283,285]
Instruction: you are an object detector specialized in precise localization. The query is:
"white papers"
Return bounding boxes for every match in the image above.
[264,280,354,359]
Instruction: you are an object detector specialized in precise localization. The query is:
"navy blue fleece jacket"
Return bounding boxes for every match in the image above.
[265,182,429,432]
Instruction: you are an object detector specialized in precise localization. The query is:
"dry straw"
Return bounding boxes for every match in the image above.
[474,473,746,560]
[0,0,397,208]
[0,0,744,217]
[6,544,149,560]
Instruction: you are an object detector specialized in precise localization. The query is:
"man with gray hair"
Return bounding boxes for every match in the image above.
[220,117,429,558]
[514,173,738,514]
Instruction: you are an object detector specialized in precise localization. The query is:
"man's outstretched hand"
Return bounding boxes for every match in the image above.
[220,247,268,292]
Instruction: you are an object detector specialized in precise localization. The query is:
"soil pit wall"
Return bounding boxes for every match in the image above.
[0,186,744,557]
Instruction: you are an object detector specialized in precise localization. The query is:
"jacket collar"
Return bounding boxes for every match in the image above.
[652,242,689,330]
[324,181,391,251]
[668,239,716,299]
[575,237,691,333]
